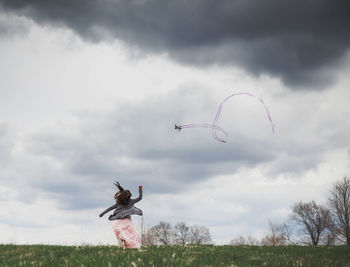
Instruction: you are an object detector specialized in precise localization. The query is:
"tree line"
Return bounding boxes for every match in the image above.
[230,176,350,246]
[140,221,212,246]
[139,176,349,247]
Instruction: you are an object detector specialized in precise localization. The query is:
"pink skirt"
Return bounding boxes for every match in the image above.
[112,218,141,248]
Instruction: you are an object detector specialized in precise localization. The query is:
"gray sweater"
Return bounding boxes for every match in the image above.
[99,187,143,220]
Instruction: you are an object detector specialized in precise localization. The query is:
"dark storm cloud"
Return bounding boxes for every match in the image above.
[0,9,28,37]
[1,0,350,88]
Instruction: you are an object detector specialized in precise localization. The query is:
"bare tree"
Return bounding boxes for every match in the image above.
[151,221,173,246]
[291,201,333,246]
[260,220,287,246]
[246,235,259,246]
[282,222,299,245]
[229,235,247,246]
[139,218,158,246]
[229,235,259,246]
[318,226,338,246]
[189,225,212,245]
[141,227,157,246]
[328,176,350,245]
[173,222,190,246]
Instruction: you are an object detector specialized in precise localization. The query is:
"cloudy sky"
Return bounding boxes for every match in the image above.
[0,0,350,245]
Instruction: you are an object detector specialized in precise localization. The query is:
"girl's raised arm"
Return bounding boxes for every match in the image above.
[99,204,117,217]
[131,186,143,204]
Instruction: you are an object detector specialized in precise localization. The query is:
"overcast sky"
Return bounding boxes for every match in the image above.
[0,1,350,245]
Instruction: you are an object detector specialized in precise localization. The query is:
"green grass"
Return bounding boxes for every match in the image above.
[0,244,349,267]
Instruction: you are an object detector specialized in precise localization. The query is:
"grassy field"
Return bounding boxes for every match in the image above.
[0,244,349,267]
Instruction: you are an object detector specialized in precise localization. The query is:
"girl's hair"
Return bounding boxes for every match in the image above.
[114,181,131,205]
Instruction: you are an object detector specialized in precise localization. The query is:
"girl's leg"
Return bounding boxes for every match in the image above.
[116,235,123,247]
[123,222,141,248]
[113,218,140,248]
[112,221,125,247]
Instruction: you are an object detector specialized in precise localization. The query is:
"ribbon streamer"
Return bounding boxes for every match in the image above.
[176,92,275,143]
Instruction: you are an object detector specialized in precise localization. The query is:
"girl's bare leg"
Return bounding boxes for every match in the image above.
[116,236,123,246]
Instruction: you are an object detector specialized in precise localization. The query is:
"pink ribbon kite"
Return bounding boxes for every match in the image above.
[175,92,275,143]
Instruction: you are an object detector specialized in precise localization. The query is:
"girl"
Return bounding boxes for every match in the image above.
[99,182,143,248]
